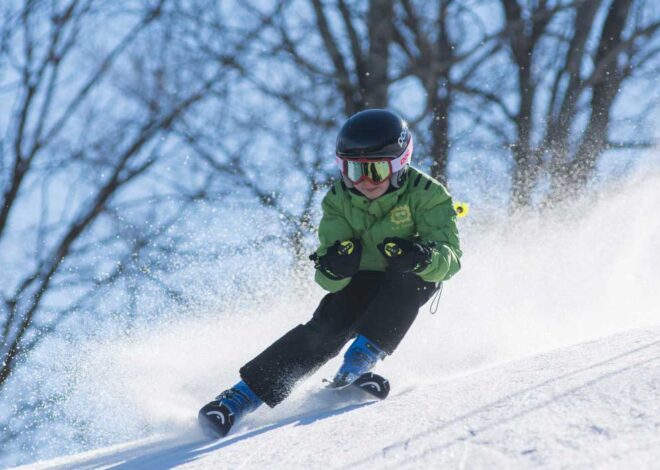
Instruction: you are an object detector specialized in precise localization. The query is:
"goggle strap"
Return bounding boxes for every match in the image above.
[335,155,345,171]
[390,136,413,173]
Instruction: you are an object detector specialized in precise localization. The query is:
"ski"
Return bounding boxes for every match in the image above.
[198,401,235,439]
[324,372,390,400]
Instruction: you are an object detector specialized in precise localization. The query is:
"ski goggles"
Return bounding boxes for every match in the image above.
[336,137,413,184]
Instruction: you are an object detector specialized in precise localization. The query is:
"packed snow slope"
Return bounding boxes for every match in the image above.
[23,325,660,469]
[8,170,660,468]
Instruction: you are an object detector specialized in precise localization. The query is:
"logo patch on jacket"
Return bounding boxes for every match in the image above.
[390,205,412,226]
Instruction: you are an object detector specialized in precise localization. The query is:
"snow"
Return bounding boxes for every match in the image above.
[19,325,660,469]
[7,170,659,469]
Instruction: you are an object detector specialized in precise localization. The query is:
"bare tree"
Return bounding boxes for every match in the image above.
[250,1,496,185]
[211,0,660,211]
[162,0,400,265]
[392,0,501,180]
[471,0,660,206]
[0,0,248,395]
[241,0,395,117]
[551,0,660,194]
[307,0,395,112]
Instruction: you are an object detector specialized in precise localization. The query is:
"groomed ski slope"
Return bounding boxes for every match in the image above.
[24,325,660,469]
[9,171,659,469]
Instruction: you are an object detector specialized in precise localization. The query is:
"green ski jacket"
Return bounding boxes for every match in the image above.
[313,167,462,292]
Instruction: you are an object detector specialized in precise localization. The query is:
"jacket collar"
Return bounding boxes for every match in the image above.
[347,179,409,217]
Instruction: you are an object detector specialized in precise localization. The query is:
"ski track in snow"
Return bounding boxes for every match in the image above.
[21,325,660,470]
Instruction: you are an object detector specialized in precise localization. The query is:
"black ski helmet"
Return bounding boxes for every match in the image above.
[336,109,413,187]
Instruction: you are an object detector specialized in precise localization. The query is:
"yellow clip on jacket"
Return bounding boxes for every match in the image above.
[314,167,462,292]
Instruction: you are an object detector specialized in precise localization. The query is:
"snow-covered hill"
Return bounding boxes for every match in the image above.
[6,171,658,468]
[21,325,660,469]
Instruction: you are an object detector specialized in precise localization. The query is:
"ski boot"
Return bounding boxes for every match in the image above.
[198,380,263,439]
[330,334,387,388]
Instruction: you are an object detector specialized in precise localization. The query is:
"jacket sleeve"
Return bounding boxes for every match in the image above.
[414,187,462,283]
[313,186,355,292]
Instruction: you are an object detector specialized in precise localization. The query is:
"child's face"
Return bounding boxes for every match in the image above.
[354,177,390,200]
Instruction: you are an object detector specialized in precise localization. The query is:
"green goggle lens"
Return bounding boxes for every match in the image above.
[345,160,392,183]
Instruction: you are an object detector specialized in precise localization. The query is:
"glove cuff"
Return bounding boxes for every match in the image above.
[318,264,345,280]
[412,244,434,273]
[311,255,346,280]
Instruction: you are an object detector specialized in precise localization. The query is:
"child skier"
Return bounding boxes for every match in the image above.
[198,109,462,438]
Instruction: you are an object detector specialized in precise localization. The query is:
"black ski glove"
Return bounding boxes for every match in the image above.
[310,238,362,280]
[377,237,434,273]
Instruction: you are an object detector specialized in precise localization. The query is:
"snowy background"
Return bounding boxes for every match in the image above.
[1,1,659,468]
[8,167,660,469]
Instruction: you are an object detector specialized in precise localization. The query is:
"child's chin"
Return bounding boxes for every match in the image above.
[361,190,380,199]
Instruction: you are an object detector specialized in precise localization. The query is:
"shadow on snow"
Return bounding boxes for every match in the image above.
[49,400,376,470]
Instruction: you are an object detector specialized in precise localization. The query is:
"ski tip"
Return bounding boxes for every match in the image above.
[197,403,234,439]
[354,372,390,400]
[321,372,390,399]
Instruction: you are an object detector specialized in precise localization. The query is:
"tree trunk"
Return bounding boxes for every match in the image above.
[429,90,450,181]
[364,0,394,108]
[557,0,633,195]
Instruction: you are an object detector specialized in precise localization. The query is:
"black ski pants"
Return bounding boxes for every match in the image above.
[240,271,438,407]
